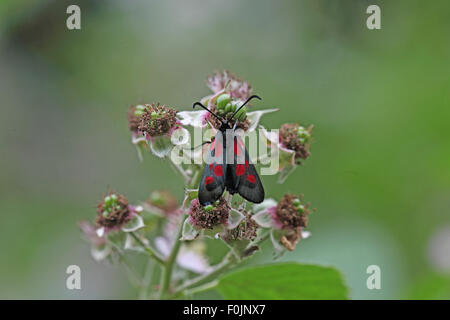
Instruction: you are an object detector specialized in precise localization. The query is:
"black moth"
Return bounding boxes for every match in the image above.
[193,95,265,206]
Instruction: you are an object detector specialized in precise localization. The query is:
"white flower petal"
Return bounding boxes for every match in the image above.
[270,228,287,259]
[177,110,208,128]
[277,146,297,183]
[227,208,245,229]
[301,230,311,239]
[171,127,190,146]
[180,218,199,241]
[149,135,173,158]
[251,210,274,228]
[259,125,279,144]
[91,243,111,262]
[124,233,144,253]
[253,198,277,213]
[96,227,105,238]
[246,109,279,132]
[122,214,145,232]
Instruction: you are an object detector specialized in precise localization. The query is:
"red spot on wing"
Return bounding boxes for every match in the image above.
[214,165,223,177]
[247,174,256,183]
[209,163,213,170]
[236,164,245,176]
[245,160,249,168]
[205,176,214,185]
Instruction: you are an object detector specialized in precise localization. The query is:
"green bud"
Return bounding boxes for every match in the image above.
[217,94,230,110]
[224,103,233,113]
[151,111,159,119]
[297,204,305,214]
[104,196,112,206]
[230,101,238,112]
[110,194,118,201]
[297,126,310,143]
[102,210,109,217]
[292,198,301,206]
[136,105,146,111]
[134,109,144,117]
[204,204,214,212]
[234,106,247,121]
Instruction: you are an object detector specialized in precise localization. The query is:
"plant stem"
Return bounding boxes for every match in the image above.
[130,232,166,266]
[171,250,236,298]
[158,214,186,299]
[139,258,154,300]
[171,161,190,182]
[184,280,219,297]
[170,232,271,299]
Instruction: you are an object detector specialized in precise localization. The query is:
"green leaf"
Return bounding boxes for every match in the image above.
[216,263,348,300]
[406,273,450,300]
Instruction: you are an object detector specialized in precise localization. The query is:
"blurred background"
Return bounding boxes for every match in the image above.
[0,0,449,299]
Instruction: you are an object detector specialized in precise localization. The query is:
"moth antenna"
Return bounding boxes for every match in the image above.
[229,95,262,122]
[192,102,223,123]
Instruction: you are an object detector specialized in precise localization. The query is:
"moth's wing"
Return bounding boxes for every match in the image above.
[226,135,265,203]
[198,133,227,206]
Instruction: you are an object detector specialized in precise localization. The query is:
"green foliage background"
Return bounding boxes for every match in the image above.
[0,0,449,299]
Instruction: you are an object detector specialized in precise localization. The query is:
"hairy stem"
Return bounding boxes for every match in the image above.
[139,258,154,300]
[184,280,219,297]
[158,214,186,299]
[130,232,166,266]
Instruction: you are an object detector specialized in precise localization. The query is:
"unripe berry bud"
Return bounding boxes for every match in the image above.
[234,106,247,121]
[224,103,233,113]
[297,126,311,143]
[230,101,238,112]
[216,94,230,110]
[204,204,214,212]
[104,196,112,207]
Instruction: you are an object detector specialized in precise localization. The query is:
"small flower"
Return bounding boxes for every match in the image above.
[95,191,144,235]
[208,96,251,131]
[273,193,309,230]
[189,198,230,230]
[207,70,253,101]
[260,123,313,183]
[177,71,277,132]
[138,103,178,138]
[252,195,311,256]
[129,102,180,158]
[279,123,313,163]
[222,212,259,242]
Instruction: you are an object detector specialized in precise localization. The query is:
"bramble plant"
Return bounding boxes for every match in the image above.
[80,71,348,299]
